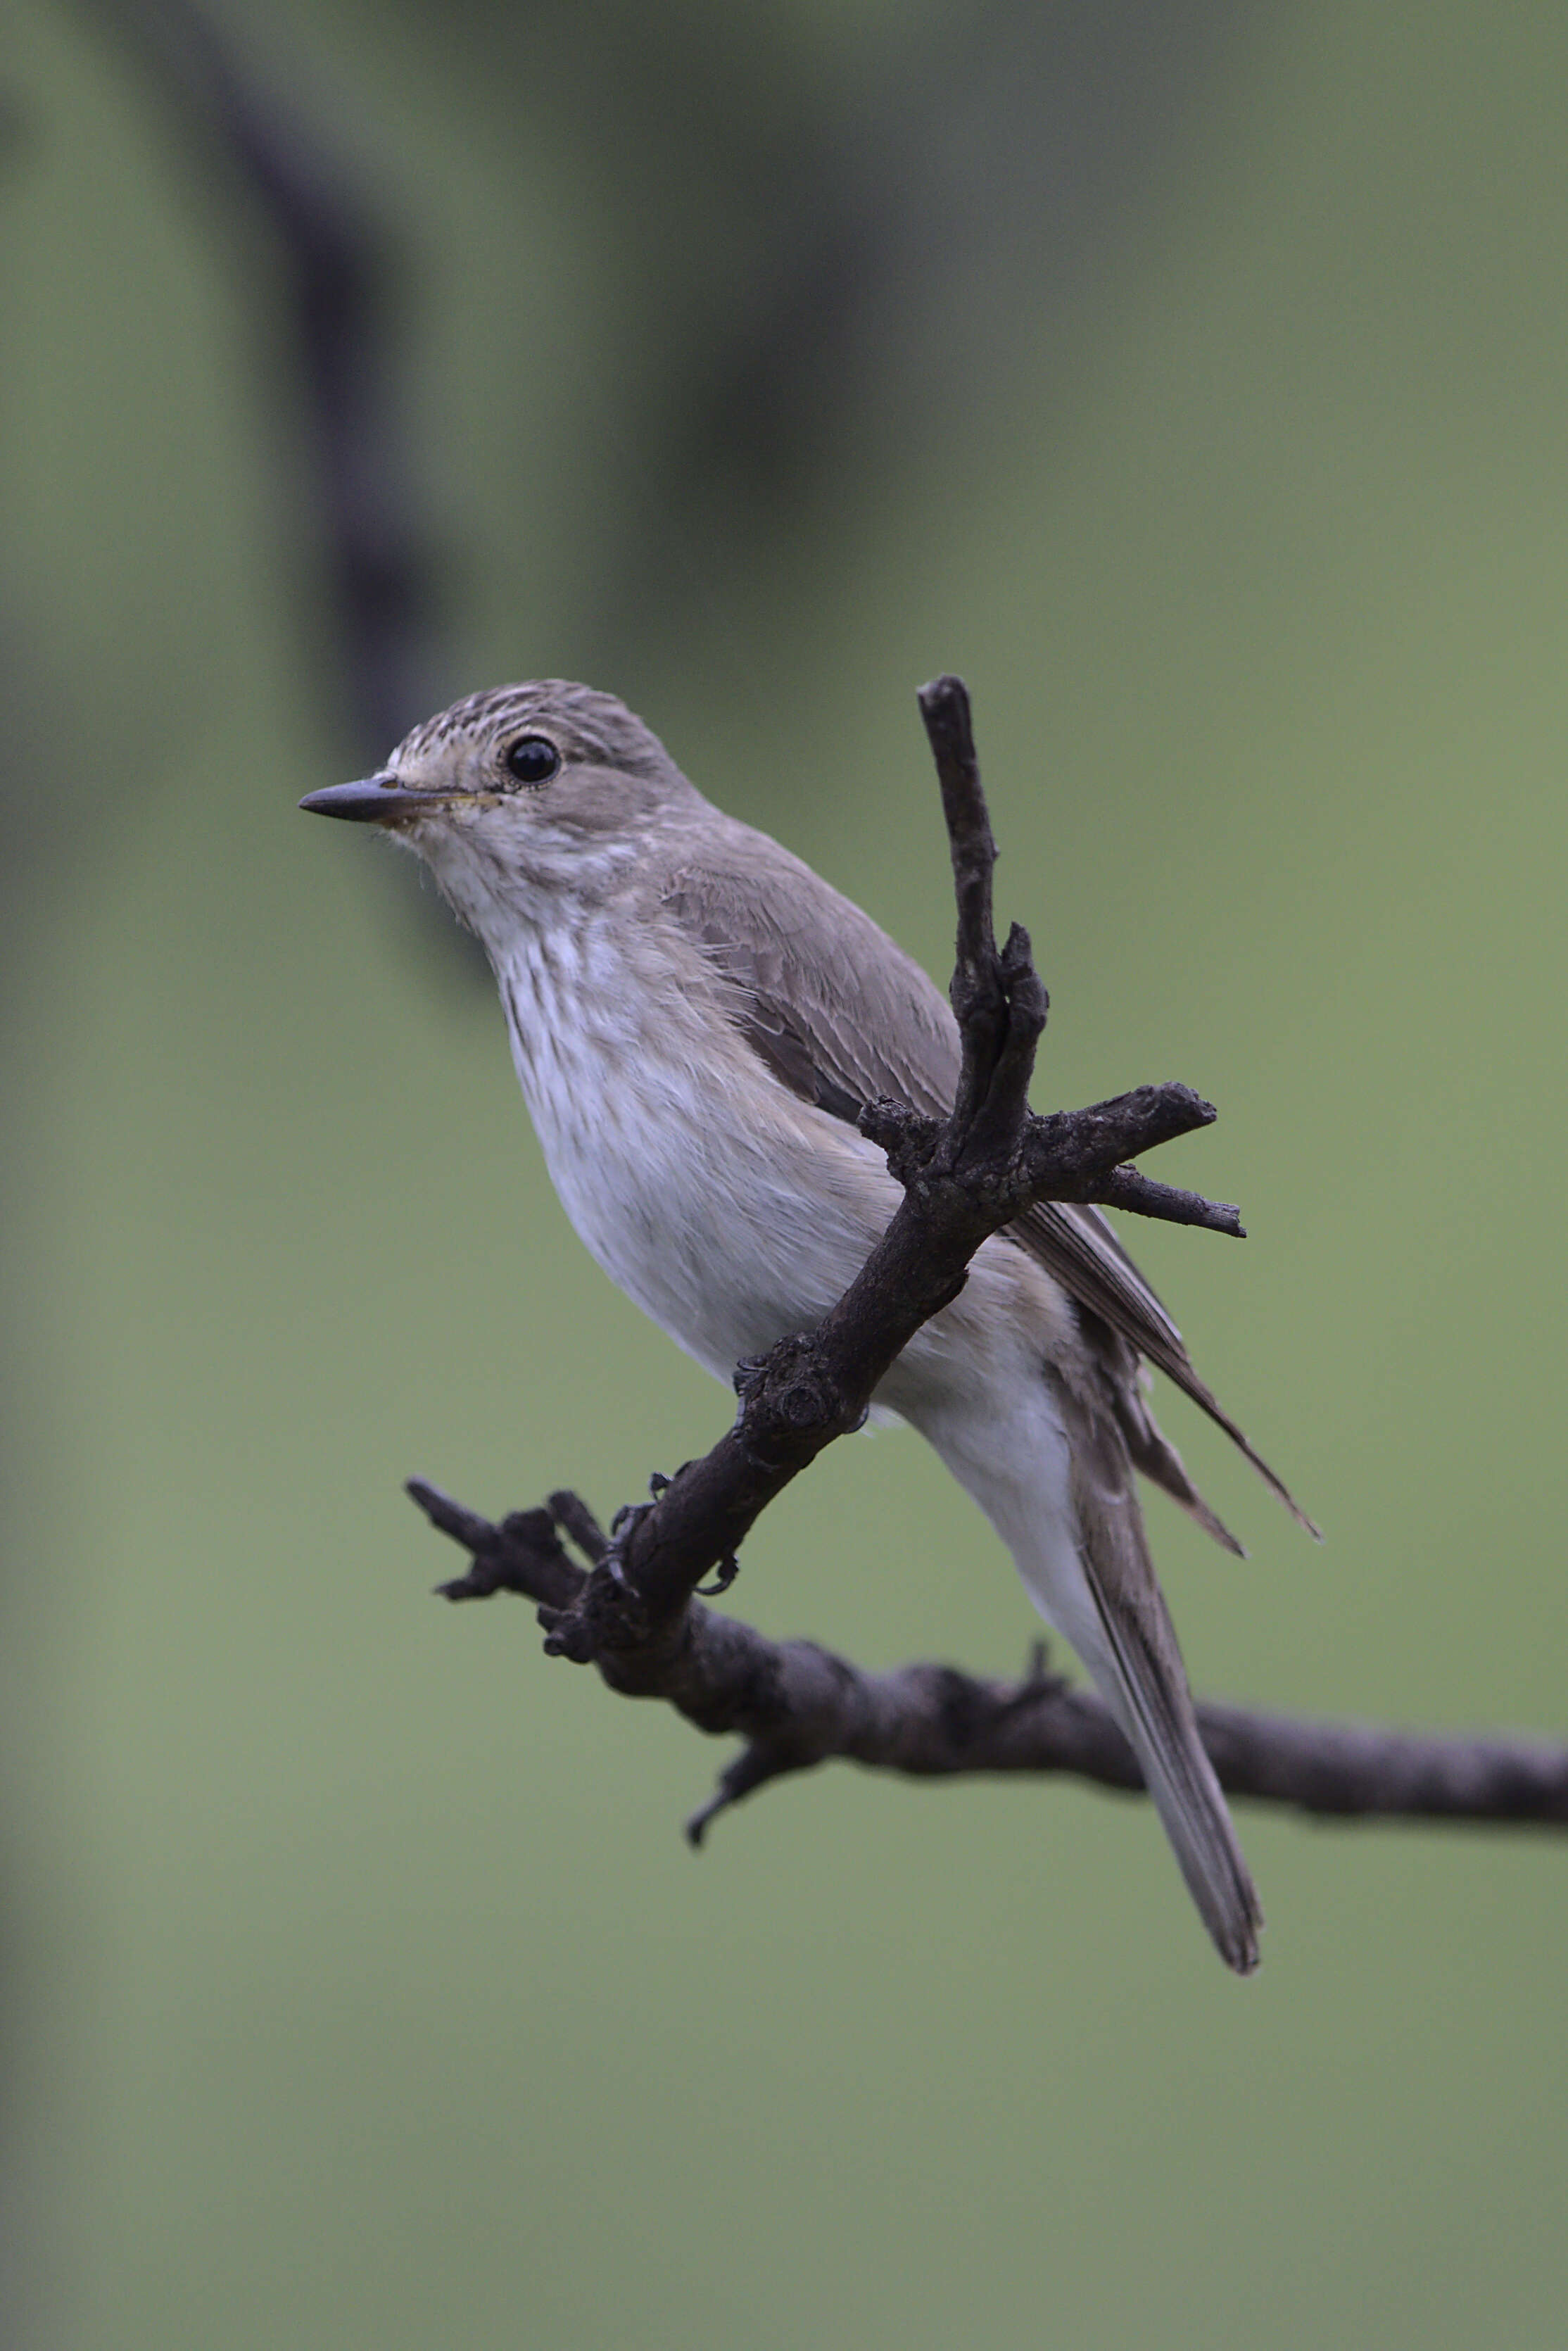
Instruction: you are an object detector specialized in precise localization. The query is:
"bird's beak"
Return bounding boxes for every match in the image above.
[298,774,454,824]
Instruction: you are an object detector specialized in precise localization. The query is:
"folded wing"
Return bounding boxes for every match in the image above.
[660,824,1317,1544]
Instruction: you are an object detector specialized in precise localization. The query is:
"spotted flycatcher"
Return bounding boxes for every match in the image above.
[302,681,1313,1971]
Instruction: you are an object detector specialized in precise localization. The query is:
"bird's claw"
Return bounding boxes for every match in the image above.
[602,1497,653,1585]
[693,1553,740,1599]
[602,1468,678,1584]
[591,1469,733,1596]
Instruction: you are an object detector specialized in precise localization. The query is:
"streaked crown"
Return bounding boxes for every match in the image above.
[393,680,678,783]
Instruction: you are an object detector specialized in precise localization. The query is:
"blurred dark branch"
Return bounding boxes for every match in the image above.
[405,674,1567,1848]
[82,0,436,755]
[504,0,1248,634]
[77,0,1246,731]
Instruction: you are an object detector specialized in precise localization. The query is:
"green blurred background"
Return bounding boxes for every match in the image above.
[5,5,1566,2345]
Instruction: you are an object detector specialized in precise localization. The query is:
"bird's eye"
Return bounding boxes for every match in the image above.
[503,735,560,787]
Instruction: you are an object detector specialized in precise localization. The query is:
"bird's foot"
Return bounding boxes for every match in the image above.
[600,1466,691,1584]
[693,1553,740,1599]
[602,1496,655,1587]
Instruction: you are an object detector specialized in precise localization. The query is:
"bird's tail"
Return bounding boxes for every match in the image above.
[906,1370,1261,1972]
[1073,1570,1263,1975]
[1007,1389,1263,1973]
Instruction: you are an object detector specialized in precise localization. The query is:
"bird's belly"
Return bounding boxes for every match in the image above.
[500,962,1074,1411]
[519,1038,896,1382]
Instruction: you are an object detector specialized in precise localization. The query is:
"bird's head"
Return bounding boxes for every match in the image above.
[300,679,698,933]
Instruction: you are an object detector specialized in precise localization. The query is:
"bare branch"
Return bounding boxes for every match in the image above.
[412,1482,1568,1836]
[1089,1166,1245,1237]
[918,674,1044,1147]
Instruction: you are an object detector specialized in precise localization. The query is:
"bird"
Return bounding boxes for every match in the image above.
[301,679,1315,1972]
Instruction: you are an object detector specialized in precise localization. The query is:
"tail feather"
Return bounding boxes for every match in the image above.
[906,1366,1262,1971]
[1041,1372,1263,1973]
[1084,1576,1263,1975]
[1181,1368,1322,1543]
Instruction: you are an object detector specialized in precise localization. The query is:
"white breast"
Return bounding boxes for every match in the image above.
[492,915,902,1384]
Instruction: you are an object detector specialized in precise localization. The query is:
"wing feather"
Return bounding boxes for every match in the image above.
[659,825,1315,1541]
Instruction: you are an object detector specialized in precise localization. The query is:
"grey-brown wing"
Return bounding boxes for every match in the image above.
[662,843,960,1127]
[659,828,1316,1541]
[1010,1202,1318,1535]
